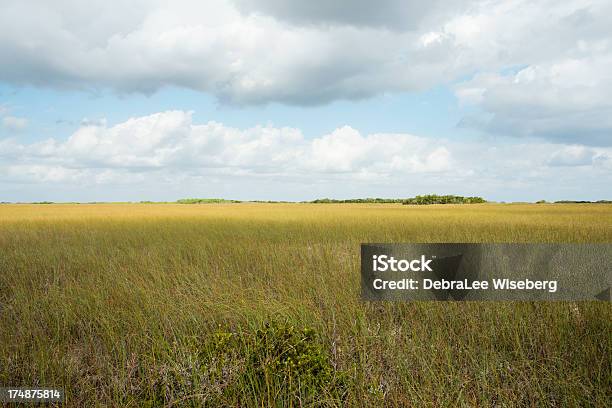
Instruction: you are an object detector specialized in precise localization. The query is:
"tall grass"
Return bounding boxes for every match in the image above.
[1,203,611,406]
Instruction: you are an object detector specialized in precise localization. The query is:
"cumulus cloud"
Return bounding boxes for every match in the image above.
[0,1,608,101]
[447,0,612,145]
[1,111,611,201]
[1,111,452,178]
[456,55,612,145]
[0,0,611,146]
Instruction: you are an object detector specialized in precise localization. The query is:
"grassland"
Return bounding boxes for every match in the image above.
[1,203,611,407]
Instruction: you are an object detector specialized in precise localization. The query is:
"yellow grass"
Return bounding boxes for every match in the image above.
[0,203,611,406]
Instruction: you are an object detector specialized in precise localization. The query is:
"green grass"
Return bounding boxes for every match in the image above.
[1,203,611,406]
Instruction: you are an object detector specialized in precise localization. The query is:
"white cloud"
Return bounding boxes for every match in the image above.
[1,111,452,177]
[1,111,611,201]
[0,1,609,104]
[0,0,611,146]
[446,0,612,145]
[456,55,612,145]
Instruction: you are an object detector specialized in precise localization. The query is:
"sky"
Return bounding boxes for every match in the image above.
[1,0,611,202]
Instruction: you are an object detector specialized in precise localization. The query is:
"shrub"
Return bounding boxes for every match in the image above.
[248,322,336,389]
[199,321,346,405]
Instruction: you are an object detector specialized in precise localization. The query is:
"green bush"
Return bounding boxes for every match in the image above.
[248,322,336,388]
[199,321,346,405]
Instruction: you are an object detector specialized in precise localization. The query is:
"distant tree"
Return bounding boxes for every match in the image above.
[402,195,486,205]
[311,198,404,203]
[176,198,241,204]
[555,200,612,204]
[309,195,486,205]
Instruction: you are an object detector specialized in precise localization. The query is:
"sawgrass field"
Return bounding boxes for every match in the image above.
[1,203,611,406]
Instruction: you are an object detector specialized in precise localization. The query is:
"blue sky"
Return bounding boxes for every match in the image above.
[1,0,611,202]
[0,83,473,143]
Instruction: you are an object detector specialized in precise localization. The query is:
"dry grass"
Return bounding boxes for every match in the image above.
[1,203,611,406]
